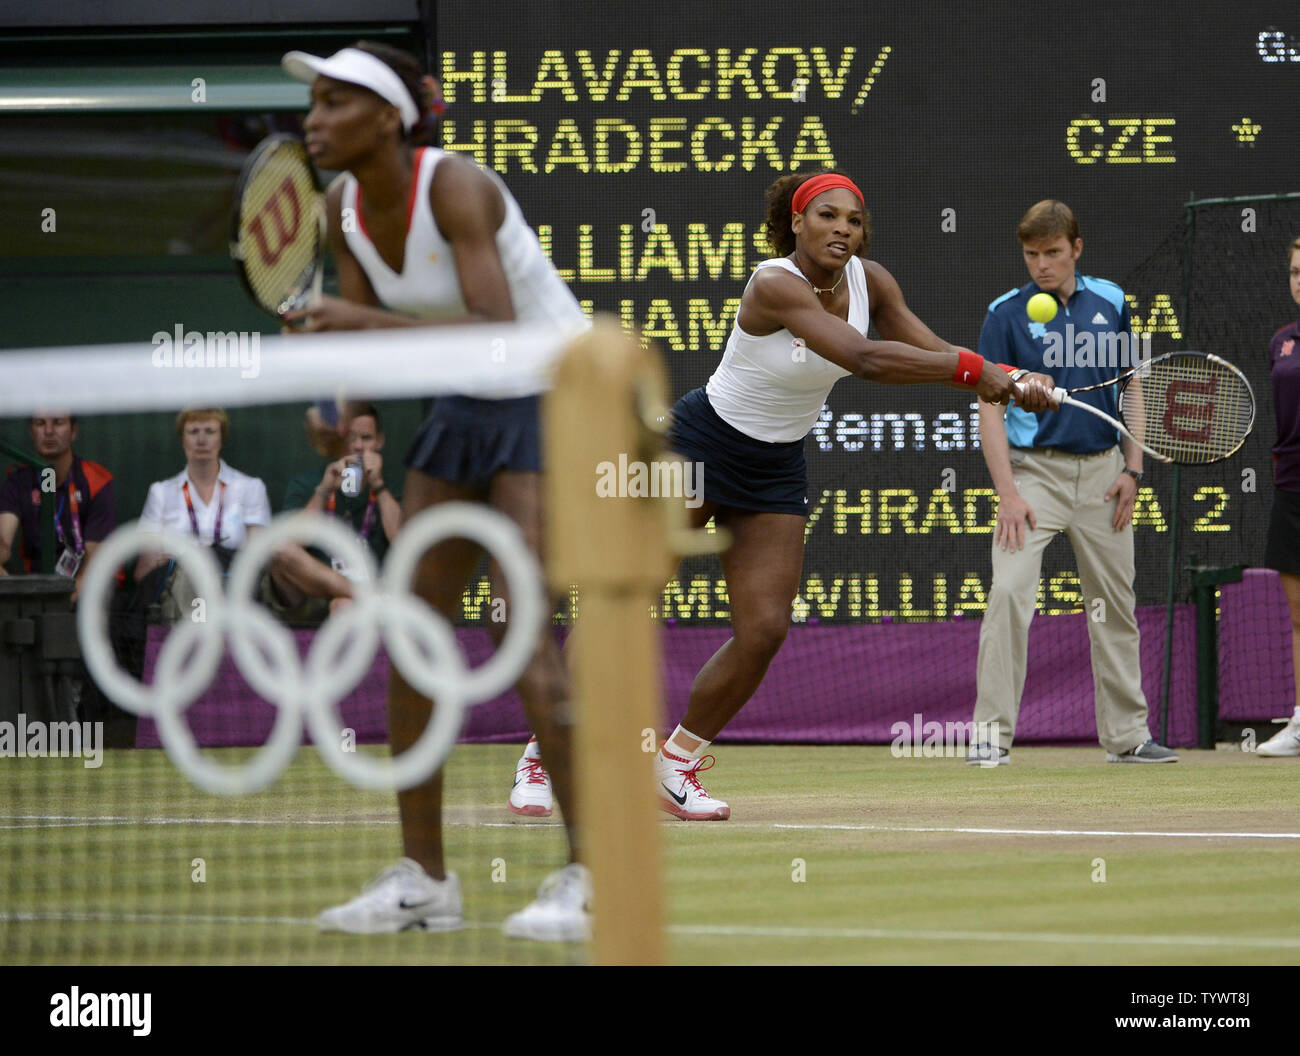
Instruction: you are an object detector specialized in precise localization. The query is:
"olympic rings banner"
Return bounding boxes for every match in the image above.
[78,503,546,795]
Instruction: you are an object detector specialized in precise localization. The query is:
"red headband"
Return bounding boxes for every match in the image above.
[791,173,864,215]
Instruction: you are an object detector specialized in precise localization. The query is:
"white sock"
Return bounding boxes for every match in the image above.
[524,736,541,760]
[1292,706,1300,722]
[663,725,710,762]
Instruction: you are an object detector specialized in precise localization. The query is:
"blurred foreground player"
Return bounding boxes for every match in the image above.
[966,200,1177,766]
[1256,236,1300,757]
[662,171,1054,818]
[281,42,588,939]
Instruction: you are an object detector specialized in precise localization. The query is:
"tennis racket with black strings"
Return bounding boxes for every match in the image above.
[1017,351,1256,465]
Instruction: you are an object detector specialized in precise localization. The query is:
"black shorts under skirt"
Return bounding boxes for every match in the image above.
[667,387,809,516]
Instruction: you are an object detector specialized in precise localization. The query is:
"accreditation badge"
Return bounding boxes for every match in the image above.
[55,548,83,578]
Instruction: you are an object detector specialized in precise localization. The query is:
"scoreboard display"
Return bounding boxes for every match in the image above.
[435,1,1300,622]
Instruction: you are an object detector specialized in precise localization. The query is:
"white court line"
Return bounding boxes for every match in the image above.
[0,814,387,830]
[7,815,1295,840]
[772,823,1300,840]
[0,910,501,931]
[670,924,1300,950]
[3,910,1297,951]
[2,910,316,927]
[0,814,560,831]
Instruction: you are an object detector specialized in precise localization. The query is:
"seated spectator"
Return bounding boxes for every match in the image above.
[134,407,270,622]
[263,404,402,623]
[0,414,127,735]
[0,413,115,602]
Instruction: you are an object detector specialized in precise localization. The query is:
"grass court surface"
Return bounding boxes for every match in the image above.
[3,745,1298,965]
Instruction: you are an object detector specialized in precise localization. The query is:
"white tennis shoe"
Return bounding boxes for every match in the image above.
[656,750,730,820]
[966,743,1009,766]
[317,859,462,933]
[1256,716,1300,757]
[502,863,592,942]
[509,739,554,817]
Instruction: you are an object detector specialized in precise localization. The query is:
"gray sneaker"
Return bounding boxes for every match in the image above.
[966,743,1009,766]
[1106,740,1178,763]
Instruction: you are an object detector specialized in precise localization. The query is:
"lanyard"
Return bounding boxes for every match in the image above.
[183,479,226,545]
[327,489,378,541]
[54,481,85,555]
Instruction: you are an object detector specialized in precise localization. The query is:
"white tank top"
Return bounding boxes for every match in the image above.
[706,256,866,443]
[341,147,588,333]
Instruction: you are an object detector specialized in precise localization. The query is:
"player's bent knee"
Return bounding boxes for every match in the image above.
[737,614,790,658]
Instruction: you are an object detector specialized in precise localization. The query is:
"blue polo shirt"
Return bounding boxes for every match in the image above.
[978,276,1135,454]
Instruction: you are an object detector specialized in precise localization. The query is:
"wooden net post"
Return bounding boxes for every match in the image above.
[545,316,674,966]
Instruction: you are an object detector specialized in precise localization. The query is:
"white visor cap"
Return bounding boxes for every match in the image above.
[282,47,420,132]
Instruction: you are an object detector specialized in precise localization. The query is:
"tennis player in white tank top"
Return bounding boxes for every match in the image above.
[656,171,1056,821]
[281,42,588,941]
[335,145,585,332]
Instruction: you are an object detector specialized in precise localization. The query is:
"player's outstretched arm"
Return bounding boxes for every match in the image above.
[865,259,958,353]
[743,266,1017,404]
[866,260,1055,410]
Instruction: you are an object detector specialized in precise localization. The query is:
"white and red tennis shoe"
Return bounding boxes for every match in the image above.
[656,748,730,821]
[509,737,553,817]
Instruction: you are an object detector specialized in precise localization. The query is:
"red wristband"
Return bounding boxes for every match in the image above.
[954,349,984,386]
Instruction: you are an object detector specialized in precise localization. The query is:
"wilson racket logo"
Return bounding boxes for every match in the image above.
[1162,377,1217,442]
[248,176,304,267]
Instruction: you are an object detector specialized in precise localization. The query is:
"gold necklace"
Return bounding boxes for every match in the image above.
[796,261,844,295]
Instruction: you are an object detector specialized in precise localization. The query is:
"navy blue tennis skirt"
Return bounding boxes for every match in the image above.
[668,387,809,515]
[405,394,542,485]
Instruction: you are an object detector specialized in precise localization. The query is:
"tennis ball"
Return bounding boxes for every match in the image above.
[1027,292,1058,323]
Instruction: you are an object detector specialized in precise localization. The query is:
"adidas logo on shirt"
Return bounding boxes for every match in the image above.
[1092,312,1108,324]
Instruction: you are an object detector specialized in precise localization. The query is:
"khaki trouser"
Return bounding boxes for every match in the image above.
[973,445,1152,754]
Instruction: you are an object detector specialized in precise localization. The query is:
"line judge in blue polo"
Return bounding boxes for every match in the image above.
[965,199,1177,766]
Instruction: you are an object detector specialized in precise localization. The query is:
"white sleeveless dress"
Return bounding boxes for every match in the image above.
[341,148,587,483]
